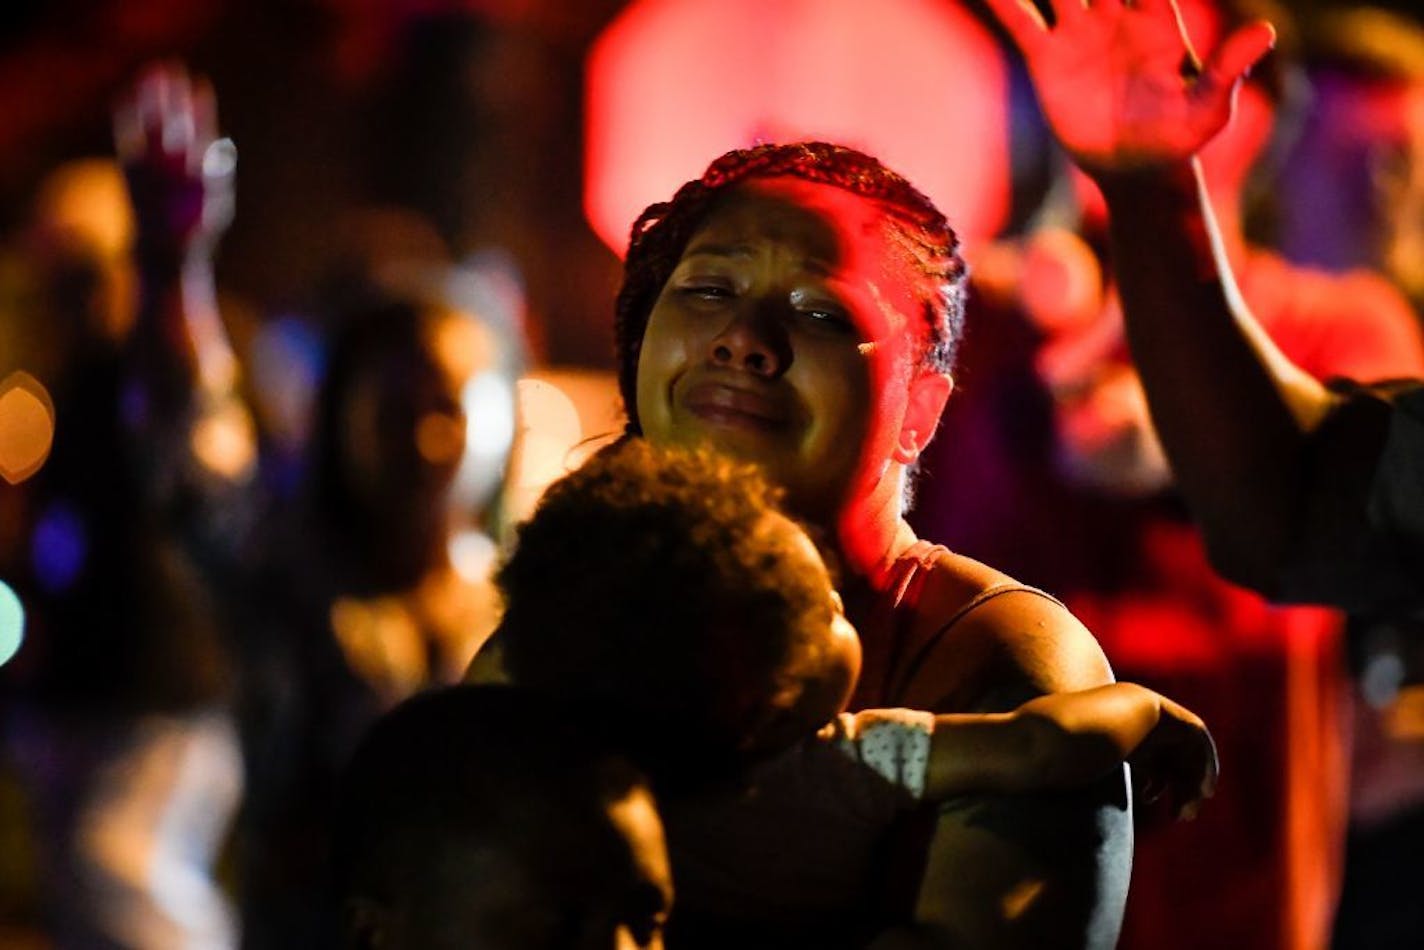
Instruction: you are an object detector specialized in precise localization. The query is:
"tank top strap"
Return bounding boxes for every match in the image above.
[886,579,1067,706]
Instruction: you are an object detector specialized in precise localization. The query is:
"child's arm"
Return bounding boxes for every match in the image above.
[921,684,1218,817]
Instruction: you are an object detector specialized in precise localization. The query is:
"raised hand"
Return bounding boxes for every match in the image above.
[114,63,236,259]
[984,0,1275,176]
[114,62,242,405]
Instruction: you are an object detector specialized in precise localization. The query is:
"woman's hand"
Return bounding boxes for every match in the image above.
[984,0,1275,177]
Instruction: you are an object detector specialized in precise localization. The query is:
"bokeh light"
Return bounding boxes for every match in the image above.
[508,376,585,521]
[0,579,24,668]
[585,0,1010,255]
[190,398,258,480]
[415,409,466,466]
[458,371,517,514]
[32,158,134,260]
[505,370,623,524]
[448,528,497,585]
[0,371,56,485]
[31,502,86,594]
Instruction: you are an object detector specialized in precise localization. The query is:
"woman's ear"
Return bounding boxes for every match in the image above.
[893,371,953,464]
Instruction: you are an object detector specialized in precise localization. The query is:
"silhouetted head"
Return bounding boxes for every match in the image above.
[334,685,672,950]
[496,439,861,788]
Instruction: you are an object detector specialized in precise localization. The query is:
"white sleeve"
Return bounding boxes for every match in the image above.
[821,708,936,799]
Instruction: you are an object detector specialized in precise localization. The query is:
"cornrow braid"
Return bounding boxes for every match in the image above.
[614,142,967,434]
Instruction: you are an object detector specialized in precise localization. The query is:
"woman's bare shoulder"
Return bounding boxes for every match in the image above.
[897,548,1113,712]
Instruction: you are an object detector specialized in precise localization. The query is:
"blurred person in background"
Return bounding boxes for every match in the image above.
[1,52,525,945]
[1274,9,1424,946]
[88,57,523,946]
[915,2,1424,948]
[1277,6,1424,317]
[88,52,527,946]
[234,209,524,950]
[1,64,253,947]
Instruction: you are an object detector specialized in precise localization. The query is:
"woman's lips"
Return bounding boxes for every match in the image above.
[681,381,790,430]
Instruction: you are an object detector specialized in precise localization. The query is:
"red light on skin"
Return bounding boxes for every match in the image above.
[585,0,1011,257]
[635,176,951,580]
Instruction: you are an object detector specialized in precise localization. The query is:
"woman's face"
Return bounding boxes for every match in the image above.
[634,178,935,522]
[339,310,474,514]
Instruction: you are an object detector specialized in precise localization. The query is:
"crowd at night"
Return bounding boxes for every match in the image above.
[2,1,1424,947]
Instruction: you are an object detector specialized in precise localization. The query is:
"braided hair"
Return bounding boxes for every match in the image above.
[614,141,968,434]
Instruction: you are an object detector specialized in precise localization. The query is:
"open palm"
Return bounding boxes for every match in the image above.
[985,0,1276,174]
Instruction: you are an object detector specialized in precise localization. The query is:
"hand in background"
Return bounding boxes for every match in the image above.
[113,62,246,434]
[984,0,1275,177]
[114,63,236,260]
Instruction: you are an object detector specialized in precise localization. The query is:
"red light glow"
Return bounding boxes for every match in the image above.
[585,0,1011,256]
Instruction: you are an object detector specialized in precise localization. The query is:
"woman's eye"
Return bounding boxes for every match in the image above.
[678,282,733,302]
[788,289,851,331]
[800,306,853,331]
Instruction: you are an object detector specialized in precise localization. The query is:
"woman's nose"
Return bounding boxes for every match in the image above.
[708,308,788,377]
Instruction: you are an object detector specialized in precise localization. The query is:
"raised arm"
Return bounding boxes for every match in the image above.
[114,63,240,421]
[111,62,259,555]
[984,0,1327,591]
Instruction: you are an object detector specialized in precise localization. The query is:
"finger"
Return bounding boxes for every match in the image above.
[135,67,167,154]
[983,0,1050,54]
[1177,757,1209,803]
[189,76,219,177]
[1201,731,1220,799]
[203,137,238,182]
[113,93,143,163]
[1048,0,1087,27]
[164,71,196,160]
[192,76,218,148]
[1163,0,1202,70]
[1199,19,1276,99]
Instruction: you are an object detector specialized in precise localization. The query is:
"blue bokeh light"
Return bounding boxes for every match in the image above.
[0,579,24,667]
[31,502,87,594]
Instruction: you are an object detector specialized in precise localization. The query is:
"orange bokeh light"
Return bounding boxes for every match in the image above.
[0,371,56,485]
